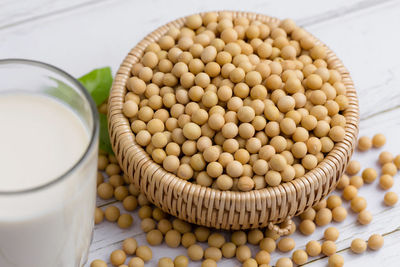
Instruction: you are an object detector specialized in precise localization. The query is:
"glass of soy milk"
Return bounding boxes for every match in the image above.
[0,59,99,267]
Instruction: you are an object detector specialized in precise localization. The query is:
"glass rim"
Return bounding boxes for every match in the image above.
[0,58,99,195]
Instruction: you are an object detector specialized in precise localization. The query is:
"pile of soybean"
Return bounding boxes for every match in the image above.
[93,125,398,267]
[122,12,349,191]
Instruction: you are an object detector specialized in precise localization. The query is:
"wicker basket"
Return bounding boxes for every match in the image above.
[108,11,359,234]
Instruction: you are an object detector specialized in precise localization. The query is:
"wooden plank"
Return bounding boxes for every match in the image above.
[299,0,395,26]
[2,1,400,265]
[0,0,387,75]
[0,0,384,30]
[0,0,114,30]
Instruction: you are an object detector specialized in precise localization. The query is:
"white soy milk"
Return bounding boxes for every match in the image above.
[0,93,97,267]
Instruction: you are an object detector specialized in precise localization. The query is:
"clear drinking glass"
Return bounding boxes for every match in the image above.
[0,59,99,267]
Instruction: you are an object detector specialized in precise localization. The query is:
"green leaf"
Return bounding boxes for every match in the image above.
[78,67,113,106]
[46,68,114,155]
[99,113,114,154]
[78,67,114,154]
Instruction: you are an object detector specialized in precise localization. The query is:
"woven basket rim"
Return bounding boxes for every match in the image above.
[108,11,359,222]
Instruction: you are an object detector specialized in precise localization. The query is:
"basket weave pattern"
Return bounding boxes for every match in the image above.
[108,11,359,232]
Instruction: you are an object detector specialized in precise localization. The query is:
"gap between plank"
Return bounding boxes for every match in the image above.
[98,199,118,208]
[360,104,400,122]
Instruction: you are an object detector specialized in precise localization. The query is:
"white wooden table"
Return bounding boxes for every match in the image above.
[2,0,400,266]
